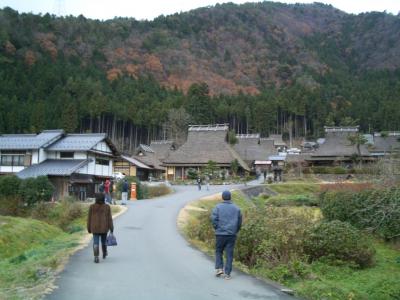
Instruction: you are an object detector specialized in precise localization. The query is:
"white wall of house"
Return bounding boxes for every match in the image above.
[0,166,25,173]
[76,153,113,177]
[32,150,39,164]
[94,141,112,153]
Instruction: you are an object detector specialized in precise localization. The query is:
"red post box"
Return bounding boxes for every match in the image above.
[130,183,137,200]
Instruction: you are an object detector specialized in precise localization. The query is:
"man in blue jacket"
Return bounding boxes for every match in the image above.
[211,190,242,280]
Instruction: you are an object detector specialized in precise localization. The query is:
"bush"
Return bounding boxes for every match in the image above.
[31,199,84,232]
[305,220,375,268]
[185,210,215,245]
[145,184,172,198]
[310,166,348,174]
[0,175,22,197]
[236,207,315,269]
[265,194,319,207]
[320,187,400,240]
[0,195,26,216]
[19,176,55,206]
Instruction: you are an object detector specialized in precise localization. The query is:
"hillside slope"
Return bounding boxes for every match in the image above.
[1,3,400,94]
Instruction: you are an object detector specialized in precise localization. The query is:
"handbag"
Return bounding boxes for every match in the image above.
[106,232,117,246]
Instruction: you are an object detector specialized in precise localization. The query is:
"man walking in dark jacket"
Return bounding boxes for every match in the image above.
[211,190,242,280]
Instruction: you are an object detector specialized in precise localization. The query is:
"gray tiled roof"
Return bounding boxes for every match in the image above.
[0,130,64,150]
[121,155,151,169]
[47,134,106,151]
[17,159,89,179]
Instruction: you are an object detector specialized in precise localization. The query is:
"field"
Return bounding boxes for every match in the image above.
[181,182,400,300]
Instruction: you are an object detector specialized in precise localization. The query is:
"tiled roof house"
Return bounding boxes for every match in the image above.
[0,130,118,200]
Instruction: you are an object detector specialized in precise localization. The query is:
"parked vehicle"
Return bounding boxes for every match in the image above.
[112,172,125,180]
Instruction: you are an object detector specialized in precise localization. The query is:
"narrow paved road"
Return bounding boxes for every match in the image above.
[47,185,294,300]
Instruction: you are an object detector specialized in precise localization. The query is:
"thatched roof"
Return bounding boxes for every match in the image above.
[268,134,286,147]
[133,153,164,170]
[311,131,370,158]
[149,140,175,161]
[234,135,276,166]
[370,136,400,153]
[163,125,249,171]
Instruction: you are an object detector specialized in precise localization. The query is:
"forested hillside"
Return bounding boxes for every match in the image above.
[1,3,400,152]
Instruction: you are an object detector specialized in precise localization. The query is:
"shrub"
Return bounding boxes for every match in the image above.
[320,187,400,240]
[56,200,84,231]
[0,175,22,197]
[0,195,26,216]
[320,182,374,193]
[145,184,172,198]
[265,194,319,207]
[305,220,375,268]
[186,210,215,245]
[236,207,315,269]
[19,176,55,206]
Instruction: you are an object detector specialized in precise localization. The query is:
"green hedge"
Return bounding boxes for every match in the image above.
[305,220,375,268]
[0,175,55,214]
[320,187,400,240]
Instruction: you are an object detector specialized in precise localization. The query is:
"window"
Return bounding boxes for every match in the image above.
[1,155,12,166]
[96,158,109,166]
[12,155,24,166]
[1,154,24,166]
[60,152,74,159]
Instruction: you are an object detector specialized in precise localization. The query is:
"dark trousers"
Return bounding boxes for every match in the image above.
[215,235,236,275]
[93,233,107,247]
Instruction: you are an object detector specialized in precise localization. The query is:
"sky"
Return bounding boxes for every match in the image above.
[0,0,399,20]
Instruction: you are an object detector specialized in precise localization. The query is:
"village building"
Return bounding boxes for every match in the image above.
[0,130,118,200]
[307,126,373,166]
[113,155,152,180]
[268,134,287,151]
[233,134,276,175]
[0,130,64,175]
[368,132,400,157]
[134,144,165,179]
[162,124,249,181]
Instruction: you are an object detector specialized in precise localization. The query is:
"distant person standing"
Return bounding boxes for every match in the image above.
[205,175,210,191]
[211,190,242,280]
[87,193,114,263]
[104,179,111,204]
[99,181,104,193]
[121,179,129,205]
[197,177,202,191]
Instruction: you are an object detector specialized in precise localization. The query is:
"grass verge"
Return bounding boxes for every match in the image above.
[0,204,124,300]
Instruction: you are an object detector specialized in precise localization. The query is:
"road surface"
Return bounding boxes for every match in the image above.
[47,185,294,300]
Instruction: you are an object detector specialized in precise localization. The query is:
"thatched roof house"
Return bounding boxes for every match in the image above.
[268,134,287,149]
[149,140,176,161]
[308,126,372,165]
[369,133,400,156]
[163,124,249,180]
[234,134,276,170]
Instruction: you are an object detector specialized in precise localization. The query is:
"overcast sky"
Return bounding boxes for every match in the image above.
[0,0,399,20]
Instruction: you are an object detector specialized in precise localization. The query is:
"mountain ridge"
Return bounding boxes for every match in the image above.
[1,2,400,95]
